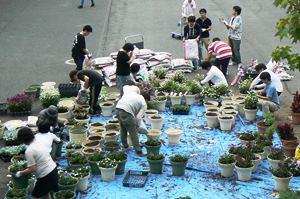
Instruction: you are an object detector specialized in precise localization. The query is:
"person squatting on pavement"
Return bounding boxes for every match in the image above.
[36,105,64,132]
[200,61,228,87]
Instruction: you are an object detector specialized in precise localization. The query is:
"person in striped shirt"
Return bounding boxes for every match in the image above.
[206,37,232,76]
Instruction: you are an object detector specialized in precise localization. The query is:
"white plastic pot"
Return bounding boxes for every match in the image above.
[218,115,234,131]
[147,129,162,140]
[219,163,234,178]
[272,174,293,191]
[235,165,254,181]
[103,131,119,142]
[251,154,262,173]
[205,112,219,128]
[156,100,167,112]
[204,101,219,109]
[99,166,117,182]
[267,156,285,170]
[236,101,245,116]
[244,108,257,121]
[74,116,90,124]
[222,110,238,124]
[170,95,182,106]
[149,115,164,130]
[76,173,90,192]
[185,95,196,105]
[100,102,114,117]
[166,129,182,146]
[144,110,159,125]
[58,110,71,121]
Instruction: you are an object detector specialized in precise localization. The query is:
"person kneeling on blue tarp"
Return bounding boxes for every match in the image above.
[116,85,147,157]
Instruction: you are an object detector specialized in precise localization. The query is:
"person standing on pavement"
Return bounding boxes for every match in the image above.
[69,69,103,114]
[78,0,95,9]
[16,127,58,199]
[206,37,232,76]
[184,16,202,69]
[196,8,212,53]
[200,61,228,86]
[116,43,136,95]
[71,25,93,70]
[116,85,147,156]
[182,0,196,17]
[223,6,242,65]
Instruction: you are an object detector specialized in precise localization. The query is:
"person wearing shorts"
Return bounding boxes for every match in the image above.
[116,43,136,95]
[16,127,58,199]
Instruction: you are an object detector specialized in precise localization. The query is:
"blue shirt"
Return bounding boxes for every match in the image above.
[265,82,280,106]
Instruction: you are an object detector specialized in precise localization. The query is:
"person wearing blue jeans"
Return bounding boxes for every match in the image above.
[78,0,95,9]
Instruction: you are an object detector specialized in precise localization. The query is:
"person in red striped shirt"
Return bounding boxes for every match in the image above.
[206,37,232,76]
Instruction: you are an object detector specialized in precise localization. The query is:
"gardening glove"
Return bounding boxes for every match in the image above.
[15,171,22,178]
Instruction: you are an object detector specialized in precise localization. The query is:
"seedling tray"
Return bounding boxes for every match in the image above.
[122,170,148,188]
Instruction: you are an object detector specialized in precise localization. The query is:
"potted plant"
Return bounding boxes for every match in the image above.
[100,102,114,117]
[67,152,87,168]
[218,154,235,178]
[155,96,167,112]
[185,80,203,105]
[71,166,91,192]
[239,132,255,146]
[291,91,300,124]
[228,144,243,158]
[144,110,159,125]
[58,174,78,191]
[73,107,90,124]
[147,153,165,174]
[0,145,26,162]
[153,67,167,79]
[251,144,266,160]
[8,161,29,189]
[83,141,100,149]
[172,104,190,115]
[87,152,104,175]
[214,84,232,100]
[271,165,293,191]
[235,156,254,181]
[3,128,20,146]
[58,106,70,121]
[147,129,162,140]
[66,142,82,153]
[204,100,219,109]
[206,107,219,113]
[53,190,76,199]
[218,114,234,131]
[107,151,127,175]
[103,131,119,142]
[205,112,219,128]
[149,114,164,130]
[7,93,32,115]
[202,86,219,101]
[166,128,183,146]
[241,146,262,173]
[11,155,26,164]
[255,135,273,157]
[256,112,275,134]
[103,141,120,152]
[170,154,189,176]
[24,86,37,101]
[238,77,252,95]
[171,72,186,83]
[243,91,258,121]
[98,158,118,181]
[277,123,299,157]
[267,148,286,170]
[5,188,27,199]
[144,138,162,155]
[284,158,300,177]
[39,87,60,108]
[69,126,87,144]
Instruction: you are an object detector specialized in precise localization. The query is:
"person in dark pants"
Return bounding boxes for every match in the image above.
[196,8,212,54]
[16,127,58,199]
[71,25,93,70]
[206,37,232,76]
[78,0,95,9]
[69,70,103,114]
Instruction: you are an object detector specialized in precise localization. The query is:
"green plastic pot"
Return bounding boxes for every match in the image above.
[171,161,188,176]
[28,84,41,98]
[51,142,63,159]
[115,160,127,175]
[88,160,101,175]
[145,143,161,155]
[147,158,164,174]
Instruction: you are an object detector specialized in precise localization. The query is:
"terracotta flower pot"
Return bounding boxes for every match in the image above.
[291,112,300,125]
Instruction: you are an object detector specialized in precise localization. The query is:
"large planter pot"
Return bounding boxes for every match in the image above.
[204,101,219,109]
[75,173,90,192]
[100,102,114,117]
[218,115,234,131]
[267,156,286,170]
[170,95,182,106]
[251,155,262,173]
[205,112,219,128]
[115,160,127,175]
[236,101,245,116]
[144,110,159,125]
[99,166,117,182]
[218,162,234,178]
[282,145,297,157]
[171,160,188,176]
[291,112,300,125]
[148,158,164,174]
[147,129,162,140]
[149,115,164,130]
[69,127,87,143]
[235,165,254,181]
[145,143,161,155]
[156,99,167,112]
[185,95,196,105]
[166,129,182,146]
[88,160,101,175]
[244,108,257,122]
[256,121,269,134]
[53,190,76,199]
[272,174,293,192]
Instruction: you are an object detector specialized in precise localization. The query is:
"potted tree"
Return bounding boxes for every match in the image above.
[218,114,234,131]
[271,164,293,191]
[205,112,219,128]
[239,132,256,146]
[267,148,286,170]
[98,158,118,182]
[149,114,164,130]
[5,188,27,199]
[256,112,275,134]
[108,151,127,175]
[71,166,91,192]
[103,141,120,152]
[170,154,189,176]
[144,138,162,155]
[7,93,32,116]
[243,91,258,121]
[100,102,115,117]
[277,123,299,157]
[147,153,165,174]
[166,128,183,146]
[291,91,300,124]
[87,152,104,175]
[53,190,76,199]
[8,161,29,189]
[58,174,78,191]
[235,156,254,181]
[218,154,235,178]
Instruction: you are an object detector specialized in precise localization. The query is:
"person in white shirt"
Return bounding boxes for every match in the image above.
[182,0,196,17]
[250,63,283,96]
[200,61,228,86]
[16,127,58,199]
[35,119,61,153]
[116,85,147,156]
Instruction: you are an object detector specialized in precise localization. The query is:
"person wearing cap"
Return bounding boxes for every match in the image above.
[116,84,147,156]
[36,105,64,132]
[16,127,58,199]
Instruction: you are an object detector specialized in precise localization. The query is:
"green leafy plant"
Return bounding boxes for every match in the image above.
[6,188,27,198]
[147,101,158,110]
[108,151,127,162]
[145,138,161,147]
[240,132,255,141]
[147,153,165,160]
[244,91,259,110]
[228,144,243,155]
[170,154,188,162]
[272,164,292,178]
[251,144,264,154]
[239,77,253,94]
[54,190,75,199]
[214,84,231,97]
[264,112,275,126]
[218,154,235,164]
[3,128,19,142]
[39,88,60,108]
[0,145,26,160]
[98,158,117,168]
[88,152,105,162]
[9,161,27,173]
[58,174,78,186]
[156,96,167,101]
[68,152,87,165]
[235,156,253,168]
[176,197,191,199]
[66,142,82,150]
[153,67,167,79]
[268,148,286,160]
[279,190,300,199]
[186,80,203,95]
[172,104,190,113]
[171,72,186,83]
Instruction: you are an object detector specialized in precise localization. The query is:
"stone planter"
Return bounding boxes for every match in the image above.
[149,115,164,130]
[145,143,161,155]
[272,174,293,191]
[99,165,117,182]
[235,165,254,181]
[185,95,196,105]
[204,101,219,109]
[100,102,114,117]
[156,99,167,112]
[144,110,159,125]
[147,158,164,174]
[244,108,257,122]
[218,115,234,131]
[166,129,182,146]
[170,95,182,106]
[291,112,300,125]
[171,161,188,176]
[251,154,262,173]
[205,112,219,128]
[218,162,235,178]
[147,129,162,140]
[267,156,286,170]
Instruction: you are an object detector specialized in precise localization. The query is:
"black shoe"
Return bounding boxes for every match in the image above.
[91,3,95,7]
[78,5,83,9]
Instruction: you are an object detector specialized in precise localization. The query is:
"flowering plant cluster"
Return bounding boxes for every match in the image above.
[7,93,32,112]
[98,158,117,168]
[235,155,253,168]
[268,147,286,160]
[40,88,60,108]
[291,91,300,113]
[277,123,294,140]
[71,166,91,178]
[218,154,235,164]
[271,164,292,178]
[244,91,258,110]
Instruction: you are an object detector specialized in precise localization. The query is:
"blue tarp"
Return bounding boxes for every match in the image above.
[60,106,299,199]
